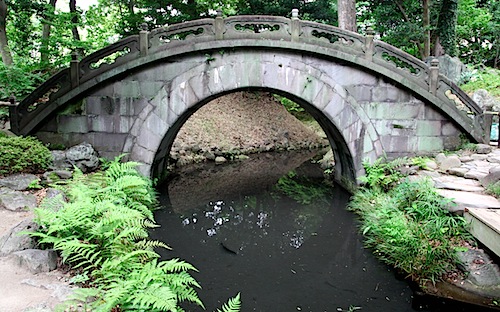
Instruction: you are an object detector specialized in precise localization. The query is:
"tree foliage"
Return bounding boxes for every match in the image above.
[357,0,499,66]
[0,0,497,101]
[457,0,499,67]
[237,0,337,24]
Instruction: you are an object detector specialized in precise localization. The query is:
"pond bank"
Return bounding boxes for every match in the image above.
[350,144,500,310]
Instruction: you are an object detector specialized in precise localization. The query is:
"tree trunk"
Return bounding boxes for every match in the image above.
[41,0,57,65]
[434,0,458,56]
[338,0,357,32]
[422,0,430,59]
[0,0,13,66]
[69,0,85,57]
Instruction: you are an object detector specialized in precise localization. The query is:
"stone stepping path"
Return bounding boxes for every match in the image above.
[416,144,500,259]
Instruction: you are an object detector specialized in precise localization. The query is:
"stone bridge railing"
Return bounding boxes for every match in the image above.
[10,9,485,142]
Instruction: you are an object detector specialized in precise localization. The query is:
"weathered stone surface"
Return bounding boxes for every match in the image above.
[480,166,500,188]
[426,55,467,84]
[0,219,38,256]
[436,189,500,212]
[488,156,500,163]
[23,304,52,312]
[20,278,74,303]
[53,170,72,179]
[476,144,493,154]
[459,155,474,163]
[471,154,489,161]
[456,249,500,298]
[42,170,72,183]
[11,249,57,274]
[425,160,438,170]
[435,153,447,165]
[50,150,70,170]
[0,174,39,191]
[472,89,499,111]
[439,155,462,171]
[215,156,227,164]
[464,170,488,181]
[448,167,469,178]
[65,142,99,172]
[432,176,484,192]
[0,188,37,212]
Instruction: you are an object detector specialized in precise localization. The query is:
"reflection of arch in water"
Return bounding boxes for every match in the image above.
[162,150,320,214]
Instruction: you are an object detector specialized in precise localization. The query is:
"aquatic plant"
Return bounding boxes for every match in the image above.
[274,170,330,204]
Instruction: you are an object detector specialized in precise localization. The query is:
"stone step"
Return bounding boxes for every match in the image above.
[435,189,500,212]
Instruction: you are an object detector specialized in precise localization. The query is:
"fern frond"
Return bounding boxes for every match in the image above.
[129,285,178,311]
[105,160,142,181]
[29,158,206,311]
[159,258,199,273]
[135,239,171,251]
[169,282,204,306]
[216,293,241,312]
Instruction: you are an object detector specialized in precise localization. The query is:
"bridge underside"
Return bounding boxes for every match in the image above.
[32,48,467,184]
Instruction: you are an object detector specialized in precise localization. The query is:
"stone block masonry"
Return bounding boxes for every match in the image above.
[33,47,468,183]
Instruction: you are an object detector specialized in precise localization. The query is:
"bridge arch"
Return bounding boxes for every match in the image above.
[10,13,486,184]
[123,51,381,181]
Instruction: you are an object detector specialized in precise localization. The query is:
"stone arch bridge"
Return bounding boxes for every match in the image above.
[9,10,486,183]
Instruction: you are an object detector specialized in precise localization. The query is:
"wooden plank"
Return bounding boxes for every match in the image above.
[464,208,500,258]
[466,208,500,235]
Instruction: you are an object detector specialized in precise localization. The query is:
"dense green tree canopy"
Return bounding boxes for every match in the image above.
[357,0,499,66]
[237,0,337,24]
[0,0,498,100]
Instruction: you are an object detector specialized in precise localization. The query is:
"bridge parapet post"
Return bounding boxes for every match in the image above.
[140,23,149,56]
[215,9,224,40]
[364,27,374,62]
[291,9,300,42]
[429,58,439,94]
[70,52,80,88]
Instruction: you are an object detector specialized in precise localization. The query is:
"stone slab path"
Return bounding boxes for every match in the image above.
[418,144,500,259]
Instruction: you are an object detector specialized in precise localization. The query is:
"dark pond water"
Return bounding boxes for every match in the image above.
[152,151,416,311]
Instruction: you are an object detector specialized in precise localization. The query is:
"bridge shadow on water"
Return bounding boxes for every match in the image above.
[151,150,418,311]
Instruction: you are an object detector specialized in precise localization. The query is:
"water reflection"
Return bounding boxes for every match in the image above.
[152,151,414,311]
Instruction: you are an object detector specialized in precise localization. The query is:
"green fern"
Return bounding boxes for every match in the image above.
[216,293,242,312]
[28,157,210,311]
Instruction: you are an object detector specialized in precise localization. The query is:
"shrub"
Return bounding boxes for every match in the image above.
[460,67,500,98]
[0,62,45,100]
[358,157,409,192]
[0,106,8,121]
[0,136,52,175]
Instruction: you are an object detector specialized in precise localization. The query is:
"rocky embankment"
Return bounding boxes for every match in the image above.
[0,143,100,312]
[410,144,500,304]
